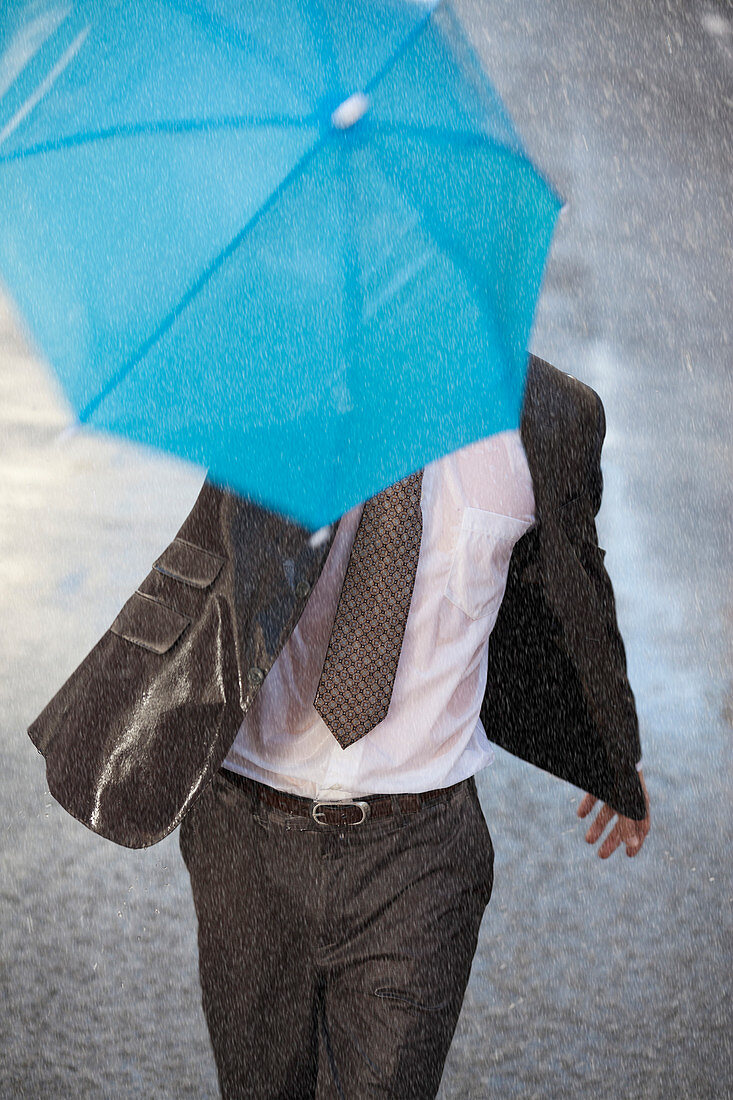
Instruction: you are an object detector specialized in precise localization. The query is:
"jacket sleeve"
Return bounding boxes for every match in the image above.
[559,392,643,769]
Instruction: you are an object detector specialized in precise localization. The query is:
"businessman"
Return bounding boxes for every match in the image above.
[29,355,650,1098]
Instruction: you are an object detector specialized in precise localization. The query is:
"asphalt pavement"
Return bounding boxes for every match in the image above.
[0,0,731,1096]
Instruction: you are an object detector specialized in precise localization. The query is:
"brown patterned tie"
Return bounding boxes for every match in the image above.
[314,469,424,748]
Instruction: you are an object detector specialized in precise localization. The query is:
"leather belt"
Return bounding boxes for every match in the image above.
[219,769,465,827]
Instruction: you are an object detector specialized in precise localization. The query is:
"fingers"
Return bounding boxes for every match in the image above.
[576,793,597,818]
[624,833,643,857]
[577,781,651,859]
[625,813,650,857]
[598,821,624,859]
[584,802,615,845]
[587,809,650,859]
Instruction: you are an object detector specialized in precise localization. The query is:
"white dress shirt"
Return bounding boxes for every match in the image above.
[224,429,536,800]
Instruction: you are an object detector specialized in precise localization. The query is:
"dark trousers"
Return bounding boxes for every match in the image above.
[179,770,494,1099]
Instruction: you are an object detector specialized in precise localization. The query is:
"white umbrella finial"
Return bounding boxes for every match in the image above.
[330,92,370,130]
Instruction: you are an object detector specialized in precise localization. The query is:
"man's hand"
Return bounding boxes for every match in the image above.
[577,769,650,858]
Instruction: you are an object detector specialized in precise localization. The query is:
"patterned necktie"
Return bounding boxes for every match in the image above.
[314,469,424,748]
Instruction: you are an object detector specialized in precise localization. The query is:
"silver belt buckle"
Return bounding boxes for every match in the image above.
[311,799,371,826]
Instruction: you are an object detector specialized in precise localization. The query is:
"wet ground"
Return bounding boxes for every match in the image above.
[1,0,731,1096]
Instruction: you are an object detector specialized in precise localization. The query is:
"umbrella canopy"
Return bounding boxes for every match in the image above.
[0,0,560,529]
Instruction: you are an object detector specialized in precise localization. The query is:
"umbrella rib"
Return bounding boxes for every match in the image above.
[420,0,522,148]
[0,113,321,163]
[78,139,324,425]
[361,2,525,158]
[367,120,561,209]
[363,0,444,97]
[368,120,512,151]
[413,211,514,370]
[369,137,517,371]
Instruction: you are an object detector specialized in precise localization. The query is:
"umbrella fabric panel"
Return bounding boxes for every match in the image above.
[369,0,522,150]
[271,0,438,100]
[90,141,354,445]
[372,131,561,366]
[88,136,536,528]
[0,0,440,160]
[0,0,311,156]
[0,0,561,528]
[0,0,513,162]
[0,125,320,413]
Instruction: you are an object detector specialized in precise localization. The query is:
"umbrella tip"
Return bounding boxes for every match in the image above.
[330,93,370,130]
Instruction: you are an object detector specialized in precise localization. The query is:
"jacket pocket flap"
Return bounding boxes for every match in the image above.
[110,592,190,654]
[153,538,224,589]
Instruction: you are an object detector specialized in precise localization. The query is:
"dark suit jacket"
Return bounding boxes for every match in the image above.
[28,356,646,848]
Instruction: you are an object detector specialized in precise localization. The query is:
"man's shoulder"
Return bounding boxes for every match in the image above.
[524,354,602,431]
[520,355,605,509]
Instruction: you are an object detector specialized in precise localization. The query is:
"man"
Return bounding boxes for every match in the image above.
[29,355,650,1098]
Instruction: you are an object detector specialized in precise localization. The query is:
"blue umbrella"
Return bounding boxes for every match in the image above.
[0,0,560,529]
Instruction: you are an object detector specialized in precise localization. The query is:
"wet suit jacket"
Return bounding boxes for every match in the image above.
[28,355,646,848]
